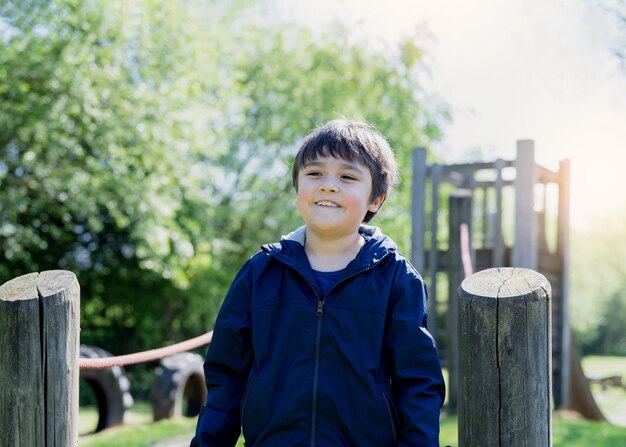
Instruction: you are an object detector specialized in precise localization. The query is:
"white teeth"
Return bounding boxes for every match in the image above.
[316,201,340,207]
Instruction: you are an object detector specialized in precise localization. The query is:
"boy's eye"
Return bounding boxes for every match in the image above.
[306,171,321,177]
[341,175,357,181]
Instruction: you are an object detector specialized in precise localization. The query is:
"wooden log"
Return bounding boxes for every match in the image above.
[481,187,488,248]
[493,158,506,267]
[429,164,442,344]
[556,158,571,409]
[513,140,538,269]
[458,267,552,447]
[411,147,427,273]
[0,270,80,447]
[447,189,473,414]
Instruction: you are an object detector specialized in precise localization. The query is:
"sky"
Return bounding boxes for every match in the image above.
[271,0,626,229]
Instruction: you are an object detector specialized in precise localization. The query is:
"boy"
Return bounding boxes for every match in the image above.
[191,119,445,446]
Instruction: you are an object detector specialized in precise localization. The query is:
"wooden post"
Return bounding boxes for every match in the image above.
[0,270,80,446]
[429,164,442,345]
[513,140,537,269]
[447,189,473,414]
[458,268,552,447]
[493,158,506,267]
[411,147,427,273]
[556,159,571,408]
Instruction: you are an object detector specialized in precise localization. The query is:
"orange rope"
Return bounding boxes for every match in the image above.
[460,223,474,278]
[79,331,213,369]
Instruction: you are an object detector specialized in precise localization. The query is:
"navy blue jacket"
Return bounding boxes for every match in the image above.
[191,226,445,447]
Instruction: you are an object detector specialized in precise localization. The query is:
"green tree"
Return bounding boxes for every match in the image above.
[0,0,237,353]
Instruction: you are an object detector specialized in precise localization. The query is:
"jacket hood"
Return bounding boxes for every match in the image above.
[261,225,398,276]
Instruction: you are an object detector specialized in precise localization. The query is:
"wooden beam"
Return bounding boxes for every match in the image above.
[429,164,442,344]
[513,140,537,269]
[447,189,473,414]
[411,148,427,273]
[441,160,514,173]
[556,158,571,408]
[493,158,506,267]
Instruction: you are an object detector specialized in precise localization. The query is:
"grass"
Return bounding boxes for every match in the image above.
[79,403,197,447]
[79,409,453,446]
[552,418,626,446]
[79,418,197,447]
[78,411,626,447]
[79,356,626,446]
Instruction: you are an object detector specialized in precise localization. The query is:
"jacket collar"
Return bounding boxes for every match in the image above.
[262,225,397,281]
[280,224,384,245]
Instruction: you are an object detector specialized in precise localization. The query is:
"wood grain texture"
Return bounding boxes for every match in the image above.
[513,140,538,269]
[447,189,473,414]
[0,270,80,447]
[458,267,552,447]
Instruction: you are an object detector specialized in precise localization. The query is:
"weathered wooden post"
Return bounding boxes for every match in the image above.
[411,147,427,274]
[458,268,552,447]
[0,270,80,446]
[447,189,473,414]
[513,140,538,269]
[556,158,571,408]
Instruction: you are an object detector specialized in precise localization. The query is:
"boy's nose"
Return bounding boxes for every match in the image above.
[319,181,339,192]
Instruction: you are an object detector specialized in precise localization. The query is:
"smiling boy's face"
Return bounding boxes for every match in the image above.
[295,156,384,239]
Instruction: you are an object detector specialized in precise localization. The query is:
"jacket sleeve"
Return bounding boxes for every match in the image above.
[384,265,445,447]
[191,259,254,447]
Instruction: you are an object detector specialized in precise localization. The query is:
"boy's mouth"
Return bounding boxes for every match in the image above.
[315,200,340,208]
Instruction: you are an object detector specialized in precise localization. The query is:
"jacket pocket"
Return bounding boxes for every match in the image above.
[382,390,399,443]
[240,375,257,430]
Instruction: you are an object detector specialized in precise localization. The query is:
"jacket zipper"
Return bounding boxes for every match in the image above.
[382,390,398,442]
[307,259,387,447]
[240,375,256,432]
[310,297,324,447]
[293,272,325,447]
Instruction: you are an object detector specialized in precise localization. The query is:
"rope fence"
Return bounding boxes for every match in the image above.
[78,331,213,369]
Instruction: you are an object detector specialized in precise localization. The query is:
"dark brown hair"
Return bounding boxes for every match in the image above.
[292,119,398,223]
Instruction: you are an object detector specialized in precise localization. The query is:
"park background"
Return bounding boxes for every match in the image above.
[1,0,625,445]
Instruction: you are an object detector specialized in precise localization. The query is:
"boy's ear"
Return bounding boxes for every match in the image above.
[368,194,386,213]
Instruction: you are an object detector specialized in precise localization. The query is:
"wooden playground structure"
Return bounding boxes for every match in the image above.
[410,140,603,418]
